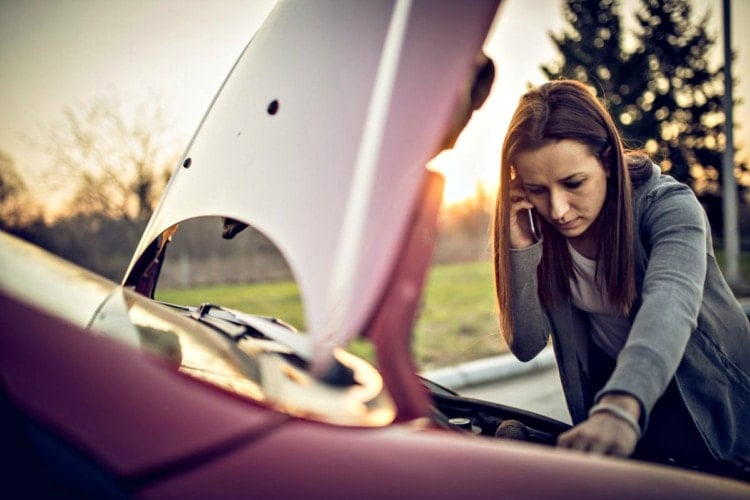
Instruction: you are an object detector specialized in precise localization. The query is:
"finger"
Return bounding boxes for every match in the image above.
[512,199,534,211]
[556,429,588,451]
[585,439,613,456]
[559,433,613,455]
[587,413,639,457]
[508,186,527,203]
[560,416,639,457]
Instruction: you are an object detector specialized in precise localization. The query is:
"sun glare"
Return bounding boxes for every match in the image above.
[428,148,498,208]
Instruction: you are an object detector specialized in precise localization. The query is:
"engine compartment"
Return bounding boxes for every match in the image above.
[421,376,570,445]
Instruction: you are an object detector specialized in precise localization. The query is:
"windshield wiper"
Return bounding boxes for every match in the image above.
[190,303,355,386]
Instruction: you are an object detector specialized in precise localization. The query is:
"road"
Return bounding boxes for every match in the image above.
[457,364,571,424]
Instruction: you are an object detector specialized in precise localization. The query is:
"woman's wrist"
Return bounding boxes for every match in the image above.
[598,393,641,418]
[590,393,642,438]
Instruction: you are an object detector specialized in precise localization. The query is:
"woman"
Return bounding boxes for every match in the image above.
[492,79,750,478]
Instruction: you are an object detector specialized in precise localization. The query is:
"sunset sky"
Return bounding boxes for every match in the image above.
[1,0,748,209]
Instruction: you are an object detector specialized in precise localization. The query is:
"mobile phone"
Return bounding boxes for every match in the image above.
[527,208,543,242]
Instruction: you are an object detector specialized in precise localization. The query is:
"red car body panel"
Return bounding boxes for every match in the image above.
[1,293,288,481]
[2,0,749,496]
[3,284,749,498]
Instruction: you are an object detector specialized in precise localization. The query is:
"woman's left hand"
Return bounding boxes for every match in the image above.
[556,394,641,457]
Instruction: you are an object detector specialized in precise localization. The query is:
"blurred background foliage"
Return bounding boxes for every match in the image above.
[1,0,748,286]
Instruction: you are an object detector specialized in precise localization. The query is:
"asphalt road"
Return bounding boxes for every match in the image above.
[457,364,571,424]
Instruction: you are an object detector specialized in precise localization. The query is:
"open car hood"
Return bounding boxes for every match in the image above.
[124,0,500,386]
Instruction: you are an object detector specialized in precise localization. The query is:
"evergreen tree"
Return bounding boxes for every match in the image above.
[631,0,726,190]
[543,0,648,134]
[543,0,741,206]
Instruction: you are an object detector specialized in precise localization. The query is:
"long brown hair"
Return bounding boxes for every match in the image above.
[492,80,643,344]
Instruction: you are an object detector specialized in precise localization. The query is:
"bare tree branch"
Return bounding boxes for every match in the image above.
[32,94,183,222]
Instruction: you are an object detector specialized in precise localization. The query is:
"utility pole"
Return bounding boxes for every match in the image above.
[722,0,742,286]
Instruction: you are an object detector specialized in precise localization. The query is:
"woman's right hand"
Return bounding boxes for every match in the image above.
[508,177,537,249]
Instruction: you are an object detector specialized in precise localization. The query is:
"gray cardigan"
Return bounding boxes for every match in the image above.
[509,165,750,466]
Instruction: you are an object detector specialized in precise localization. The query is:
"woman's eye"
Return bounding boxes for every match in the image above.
[564,180,583,190]
[525,187,545,195]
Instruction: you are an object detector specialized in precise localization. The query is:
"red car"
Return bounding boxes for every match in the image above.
[2,1,748,497]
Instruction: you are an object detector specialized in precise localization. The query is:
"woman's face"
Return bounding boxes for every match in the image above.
[514,139,608,242]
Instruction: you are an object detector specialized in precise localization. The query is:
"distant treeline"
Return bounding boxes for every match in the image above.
[6,200,490,286]
[6,196,749,288]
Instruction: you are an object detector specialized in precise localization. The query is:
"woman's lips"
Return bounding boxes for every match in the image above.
[555,218,579,231]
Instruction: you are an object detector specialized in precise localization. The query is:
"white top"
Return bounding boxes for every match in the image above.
[567,242,631,359]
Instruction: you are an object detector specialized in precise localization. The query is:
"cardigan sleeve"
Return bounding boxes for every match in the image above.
[508,242,553,361]
[597,178,707,428]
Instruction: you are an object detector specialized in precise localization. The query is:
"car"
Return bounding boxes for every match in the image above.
[2,1,748,497]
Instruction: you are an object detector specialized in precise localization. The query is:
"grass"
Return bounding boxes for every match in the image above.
[413,261,506,369]
[157,280,306,328]
[156,260,506,371]
[156,250,750,371]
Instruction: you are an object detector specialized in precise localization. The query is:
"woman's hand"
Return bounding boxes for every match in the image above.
[508,177,537,249]
[556,393,641,457]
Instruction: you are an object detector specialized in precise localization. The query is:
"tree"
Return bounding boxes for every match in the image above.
[0,150,41,230]
[543,0,744,203]
[34,94,181,223]
[631,0,727,189]
[14,95,184,280]
[542,0,648,129]
[436,184,494,263]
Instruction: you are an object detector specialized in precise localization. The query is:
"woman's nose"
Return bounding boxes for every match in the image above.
[549,190,569,221]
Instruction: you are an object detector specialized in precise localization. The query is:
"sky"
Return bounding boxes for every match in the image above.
[0,0,748,210]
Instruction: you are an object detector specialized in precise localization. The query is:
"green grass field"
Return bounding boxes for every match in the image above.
[156,252,750,371]
[156,260,506,371]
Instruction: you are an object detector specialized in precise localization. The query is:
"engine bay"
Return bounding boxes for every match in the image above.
[422,377,570,445]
